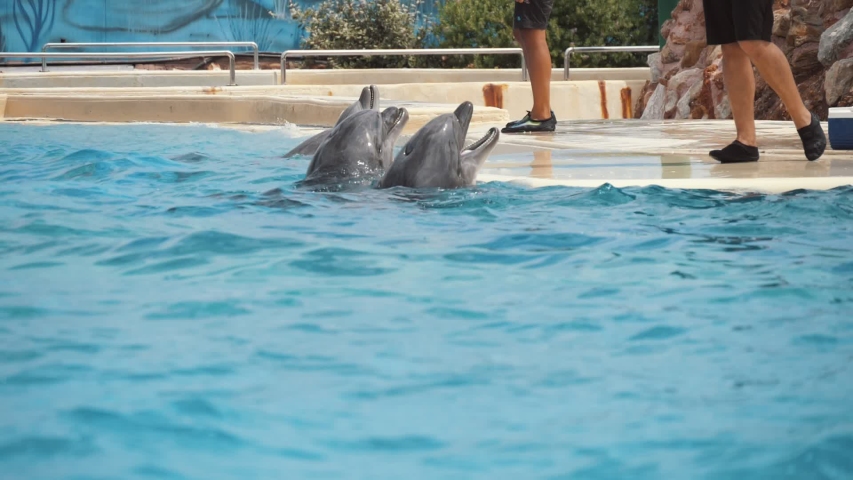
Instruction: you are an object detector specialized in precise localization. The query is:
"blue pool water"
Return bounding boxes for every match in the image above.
[1,123,852,479]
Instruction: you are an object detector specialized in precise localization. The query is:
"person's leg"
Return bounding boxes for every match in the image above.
[518,28,551,121]
[721,42,757,146]
[513,28,526,50]
[730,0,825,160]
[736,40,810,129]
[503,0,556,133]
[703,0,760,162]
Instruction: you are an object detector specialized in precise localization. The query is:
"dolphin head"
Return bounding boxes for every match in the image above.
[379,101,499,189]
[378,106,409,168]
[283,85,379,159]
[304,105,408,185]
[337,85,379,123]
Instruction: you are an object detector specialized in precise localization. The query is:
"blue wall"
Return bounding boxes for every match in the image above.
[0,0,319,57]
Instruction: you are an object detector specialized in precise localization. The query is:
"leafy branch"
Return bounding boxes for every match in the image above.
[289,0,433,69]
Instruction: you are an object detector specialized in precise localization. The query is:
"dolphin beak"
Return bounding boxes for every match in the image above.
[392,107,409,131]
[359,85,379,110]
[463,127,499,157]
[459,127,500,184]
[453,102,474,149]
[380,107,409,141]
[368,85,379,109]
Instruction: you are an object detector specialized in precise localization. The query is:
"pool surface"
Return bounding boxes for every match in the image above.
[1,123,852,479]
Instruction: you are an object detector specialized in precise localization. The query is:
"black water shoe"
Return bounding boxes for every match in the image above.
[710,140,760,164]
[798,112,827,161]
[502,111,557,133]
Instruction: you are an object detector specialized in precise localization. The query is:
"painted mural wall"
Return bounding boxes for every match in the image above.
[0,0,438,57]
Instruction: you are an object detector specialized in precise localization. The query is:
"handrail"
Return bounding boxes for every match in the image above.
[563,46,659,80]
[1,51,238,85]
[280,48,528,84]
[42,42,259,71]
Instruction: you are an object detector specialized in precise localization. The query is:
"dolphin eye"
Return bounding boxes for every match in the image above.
[405,142,414,155]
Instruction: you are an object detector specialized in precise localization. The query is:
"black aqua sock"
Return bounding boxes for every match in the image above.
[798,112,827,161]
[709,140,760,164]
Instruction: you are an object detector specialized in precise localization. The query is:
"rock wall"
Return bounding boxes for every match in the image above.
[636,0,853,120]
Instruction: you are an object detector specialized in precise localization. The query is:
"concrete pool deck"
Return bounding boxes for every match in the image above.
[474,120,853,193]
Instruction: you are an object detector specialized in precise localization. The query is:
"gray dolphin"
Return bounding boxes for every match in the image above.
[302,106,409,186]
[378,102,500,189]
[283,85,379,158]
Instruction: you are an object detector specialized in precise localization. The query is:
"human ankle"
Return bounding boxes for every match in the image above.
[531,109,551,121]
[735,136,757,147]
[792,109,812,130]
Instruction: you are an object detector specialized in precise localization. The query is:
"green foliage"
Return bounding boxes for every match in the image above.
[290,0,432,68]
[287,0,658,70]
[433,0,659,68]
[430,0,516,68]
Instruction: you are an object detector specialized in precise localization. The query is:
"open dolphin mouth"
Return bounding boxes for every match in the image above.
[463,127,499,154]
[391,107,409,131]
[453,102,474,148]
[368,85,378,110]
[358,85,379,111]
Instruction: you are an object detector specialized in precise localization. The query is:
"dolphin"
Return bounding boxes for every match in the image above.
[283,85,379,158]
[302,106,409,186]
[378,102,500,189]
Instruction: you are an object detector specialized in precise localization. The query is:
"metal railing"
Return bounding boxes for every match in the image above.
[563,46,659,80]
[41,42,260,71]
[1,51,238,85]
[280,48,528,84]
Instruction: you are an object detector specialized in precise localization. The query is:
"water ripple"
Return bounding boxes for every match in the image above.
[0,436,97,460]
[1,122,851,479]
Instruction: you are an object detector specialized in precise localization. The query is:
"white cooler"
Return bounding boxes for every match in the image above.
[829,107,853,151]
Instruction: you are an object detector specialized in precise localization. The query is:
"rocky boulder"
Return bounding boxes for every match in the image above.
[636,0,853,120]
[819,7,853,65]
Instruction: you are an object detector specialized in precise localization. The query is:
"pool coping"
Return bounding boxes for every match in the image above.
[476,174,853,194]
[0,79,644,121]
[0,93,510,133]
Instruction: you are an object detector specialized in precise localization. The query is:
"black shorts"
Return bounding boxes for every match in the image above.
[703,0,774,45]
[514,0,554,30]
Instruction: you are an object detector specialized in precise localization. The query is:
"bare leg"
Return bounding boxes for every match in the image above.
[513,28,526,50]
[738,40,811,129]
[721,42,757,146]
[517,28,552,120]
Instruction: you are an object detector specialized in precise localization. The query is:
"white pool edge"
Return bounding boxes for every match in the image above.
[477,174,853,194]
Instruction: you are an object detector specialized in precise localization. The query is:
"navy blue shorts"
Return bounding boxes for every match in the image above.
[703,0,774,45]
[513,0,554,30]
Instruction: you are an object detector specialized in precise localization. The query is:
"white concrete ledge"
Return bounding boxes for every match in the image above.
[0,79,645,121]
[477,174,853,194]
[1,94,509,132]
